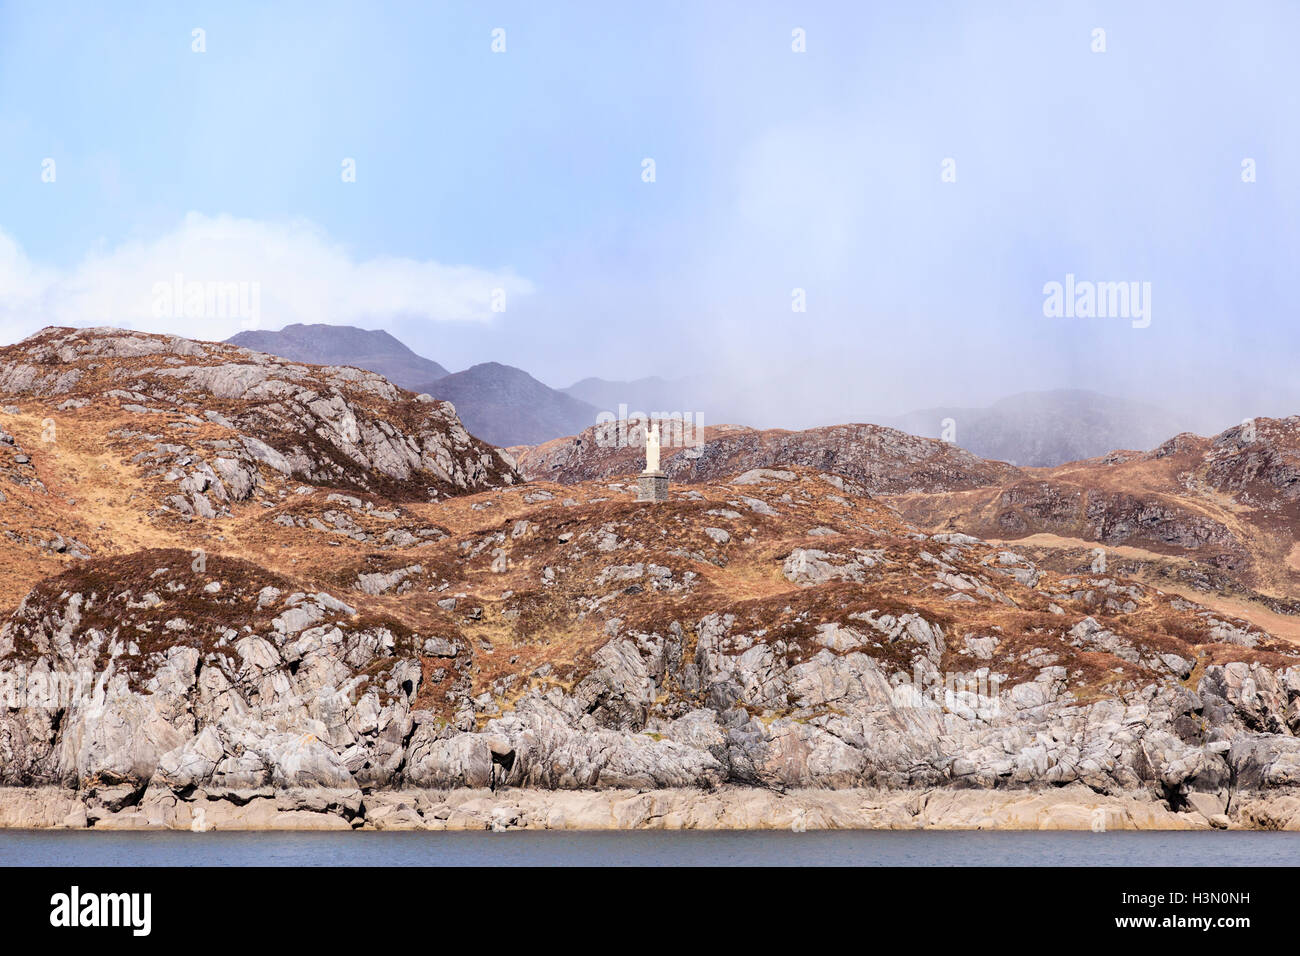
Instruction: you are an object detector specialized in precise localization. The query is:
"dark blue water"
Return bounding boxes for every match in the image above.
[2,830,1298,866]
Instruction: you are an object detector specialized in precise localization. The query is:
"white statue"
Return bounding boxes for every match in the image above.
[645,423,661,474]
[636,422,669,502]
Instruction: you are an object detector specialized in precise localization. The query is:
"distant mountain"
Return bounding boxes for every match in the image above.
[416,363,599,447]
[563,374,740,419]
[223,331,1193,464]
[564,376,684,412]
[562,374,763,433]
[226,324,596,448]
[886,389,1193,467]
[227,324,448,389]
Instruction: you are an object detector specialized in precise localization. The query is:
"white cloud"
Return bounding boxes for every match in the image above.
[0,213,534,344]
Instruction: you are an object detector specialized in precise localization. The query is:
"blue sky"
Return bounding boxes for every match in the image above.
[1,1,1298,430]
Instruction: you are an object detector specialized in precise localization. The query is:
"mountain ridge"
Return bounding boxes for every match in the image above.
[227,323,449,389]
[414,363,599,447]
[885,388,1201,467]
[221,325,1215,466]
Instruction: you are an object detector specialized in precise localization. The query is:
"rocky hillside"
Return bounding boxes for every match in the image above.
[0,326,517,608]
[515,422,1024,494]
[5,336,1300,831]
[891,418,1300,613]
[227,324,449,389]
[2,450,1298,825]
[517,415,1300,622]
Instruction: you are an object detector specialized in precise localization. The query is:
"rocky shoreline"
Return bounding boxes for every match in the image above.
[8,330,1300,841]
[5,784,1300,831]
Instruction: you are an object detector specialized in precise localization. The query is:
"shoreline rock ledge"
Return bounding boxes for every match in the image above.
[4,784,1300,831]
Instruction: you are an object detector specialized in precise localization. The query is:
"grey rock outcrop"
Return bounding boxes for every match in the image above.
[0,327,519,507]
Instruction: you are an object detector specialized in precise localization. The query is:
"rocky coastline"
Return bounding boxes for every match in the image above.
[6,783,1300,831]
[7,330,1300,838]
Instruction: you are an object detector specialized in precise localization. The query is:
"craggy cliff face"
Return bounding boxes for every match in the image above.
[2,327,1300,828]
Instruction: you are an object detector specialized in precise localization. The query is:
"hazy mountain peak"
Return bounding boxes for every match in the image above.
[414,363,598,447]
[887,389,1199,467]
[227,323,449,389]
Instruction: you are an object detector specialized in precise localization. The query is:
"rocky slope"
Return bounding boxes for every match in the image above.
[520,416,1300,629]
[515,422,1023,494]
[2,454,1299,826]
[891,418,1300,613]
[0,327,517,609]
[5,334,1300,831]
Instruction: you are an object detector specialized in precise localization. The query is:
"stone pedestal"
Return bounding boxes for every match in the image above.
[636,472,669,502]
